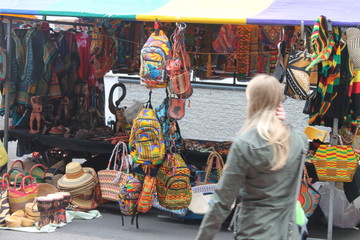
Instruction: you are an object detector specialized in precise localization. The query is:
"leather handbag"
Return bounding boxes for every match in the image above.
[168,23,193,99]
[195,151,224,186]
[298,166,320,217]
[168,97,186,120]
[98,141,129,202]
[8,175,39,213]
[313,136,359,182]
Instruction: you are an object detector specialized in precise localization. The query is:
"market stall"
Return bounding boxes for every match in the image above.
[0,1,360,238]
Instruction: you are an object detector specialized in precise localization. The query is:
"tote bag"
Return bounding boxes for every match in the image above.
[98,141,130,202]
[8,175,39,213]
[313,141,359,182]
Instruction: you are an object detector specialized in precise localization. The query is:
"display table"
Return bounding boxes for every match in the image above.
[0,129,115,154]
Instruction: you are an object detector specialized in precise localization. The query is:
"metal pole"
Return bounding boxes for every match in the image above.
[327,118,338,240]
[3,19,11,151]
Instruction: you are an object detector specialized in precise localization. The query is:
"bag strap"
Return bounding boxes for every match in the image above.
[340,127,359,144]
[12,173,25,189]
[29,164,47,179]
[107,141,122,170]
[21,175,36,193]
[1,173,9,189]
[203,151,224,184]
[10,159,24,170]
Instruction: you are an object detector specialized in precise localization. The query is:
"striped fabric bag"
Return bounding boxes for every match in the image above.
[136,174,156,213]
[98,141,130,202]
[0,176,10,227]
[8,175,39,213]
[313,143,359,182]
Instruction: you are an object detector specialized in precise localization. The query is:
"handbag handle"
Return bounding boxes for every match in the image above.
[119,141,131,173]
[29,164,47,179]
[10,159,25,170]
[340,127,359,144]
[203,151,224,184]
[1,173,9,189]
[106,141,123,170]
[20,175,36,194]
[12,173,25,189]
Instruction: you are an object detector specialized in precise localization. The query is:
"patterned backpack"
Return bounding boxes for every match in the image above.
[156,153,192,210]
[118,173,142,216]
[139,30,171,88]
[129,105,166,165]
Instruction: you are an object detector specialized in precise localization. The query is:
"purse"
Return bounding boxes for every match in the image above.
[98,141,129,202]
[0,175,10,227]
[313,136,359,182]
[298,166,321,217]
[168,97,186,120]
[8,175,39,213]
[195,151,224,186]
[169,23,193,99]
[285,32,318,100]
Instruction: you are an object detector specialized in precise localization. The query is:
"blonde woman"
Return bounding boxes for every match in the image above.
[196,74,308,240]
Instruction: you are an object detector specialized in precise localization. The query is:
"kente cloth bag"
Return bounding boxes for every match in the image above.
[195,151,225,186]
[98,141,130,202]
[8,175,39,213]
[313,140,359,182]
[136,174,156,213]
[298,166,320,217]
[0,176,10,227]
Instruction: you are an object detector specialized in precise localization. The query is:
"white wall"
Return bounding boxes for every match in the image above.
[104,72,330,142]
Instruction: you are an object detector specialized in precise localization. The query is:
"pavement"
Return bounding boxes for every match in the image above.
[2,141,360,240]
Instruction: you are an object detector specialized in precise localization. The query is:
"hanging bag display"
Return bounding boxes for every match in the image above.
[136,173,156,213]
[313,136,359,182]
[298,166,321,217]
[98,141,129,202]
[168,97,186,120]
[195,151,225,186]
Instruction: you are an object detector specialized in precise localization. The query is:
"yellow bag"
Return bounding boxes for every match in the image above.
[0,140,8,168]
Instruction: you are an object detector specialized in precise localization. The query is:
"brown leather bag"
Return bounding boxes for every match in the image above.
[168,97,186,120]
[168,23,193,99]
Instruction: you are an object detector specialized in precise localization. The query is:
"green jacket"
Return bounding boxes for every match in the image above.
[196,127,308,240]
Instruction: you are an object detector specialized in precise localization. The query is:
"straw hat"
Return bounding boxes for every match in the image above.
[37,183,58,197]
[71,187,99,210]
[57,162,96,189]
[347,27,360,69]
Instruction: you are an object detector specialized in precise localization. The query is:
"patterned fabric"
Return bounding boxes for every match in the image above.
[235,25,252,76]
[129,108,166,165]
[313,144,358,182]
[212,24,237,54]
[156,153,192,210]
[136,175,156,213]
[139,30,171,88]
[0,184,10,227]
[118,173,142,215]
[249,25,259,71]
[298,181,320,218]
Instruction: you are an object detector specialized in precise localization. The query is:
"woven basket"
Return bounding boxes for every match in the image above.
[346,27,360,69]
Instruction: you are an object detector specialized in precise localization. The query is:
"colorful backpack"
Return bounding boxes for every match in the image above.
[129,106,166,165]
[140,30,171,88]
[136,174,156,213]
[156,153,192,210]
[118,173,142,216]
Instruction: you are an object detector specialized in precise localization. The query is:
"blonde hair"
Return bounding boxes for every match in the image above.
[240,74,290,170]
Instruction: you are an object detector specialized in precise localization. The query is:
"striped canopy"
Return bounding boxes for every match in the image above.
[0,0,359,26]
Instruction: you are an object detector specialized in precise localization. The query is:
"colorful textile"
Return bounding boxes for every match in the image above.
[235,25,252,76]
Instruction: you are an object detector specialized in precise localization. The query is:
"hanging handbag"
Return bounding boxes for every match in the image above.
[168,97,186,120]
[313,136,359,182]
[285,31,318,100]
[195,151,225,186]
[0,175,10,227]
[98,141,129,202]
[136,174,156,213]
[168,23,193,99]
[8,175,39,213]
[298,166,321,217]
